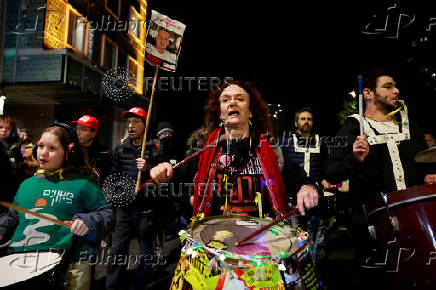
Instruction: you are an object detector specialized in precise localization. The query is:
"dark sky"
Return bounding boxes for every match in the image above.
[144,1,436,143]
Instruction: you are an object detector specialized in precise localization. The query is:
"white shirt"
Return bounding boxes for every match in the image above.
[145,43,176,64]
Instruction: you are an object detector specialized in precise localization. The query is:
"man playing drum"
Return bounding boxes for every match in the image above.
[325,66,436,287]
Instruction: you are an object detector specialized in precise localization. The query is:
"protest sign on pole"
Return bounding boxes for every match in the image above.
[145,10,186,72]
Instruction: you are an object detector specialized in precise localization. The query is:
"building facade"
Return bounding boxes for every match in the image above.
[0,0,148,148]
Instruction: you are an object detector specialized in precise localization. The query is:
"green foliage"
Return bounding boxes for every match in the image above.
[337,97,358,125]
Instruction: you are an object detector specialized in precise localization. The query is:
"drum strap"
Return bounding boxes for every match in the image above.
[350,111,410,190]
[292,134,320,177]
[196,148,222,215]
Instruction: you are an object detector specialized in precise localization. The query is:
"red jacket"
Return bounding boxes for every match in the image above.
[192,128,290,217]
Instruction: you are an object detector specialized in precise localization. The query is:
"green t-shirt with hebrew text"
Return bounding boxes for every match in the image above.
[8,173,106,255]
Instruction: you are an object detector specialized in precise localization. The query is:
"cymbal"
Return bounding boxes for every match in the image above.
[415,146,436,163]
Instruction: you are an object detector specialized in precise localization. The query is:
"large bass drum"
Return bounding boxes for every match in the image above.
[366,184,436,289]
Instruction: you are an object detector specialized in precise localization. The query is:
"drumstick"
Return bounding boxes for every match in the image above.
[0,201,71,229]
[138,146,214,191]
[358,75,364,136]
[235,208,299,246]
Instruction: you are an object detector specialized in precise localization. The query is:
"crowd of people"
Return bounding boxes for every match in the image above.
[0,67,435,289]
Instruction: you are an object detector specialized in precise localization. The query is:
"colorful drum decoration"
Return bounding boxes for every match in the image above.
[171,215,320,290]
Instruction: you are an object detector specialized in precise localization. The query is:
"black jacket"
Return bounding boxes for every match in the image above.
[0,143,14,209]
[84,138,112,184]
[111,137,158,209]
[112,137,150,181]
[0,139,24,203]
[282,133,329,181]
[325,115,435,204]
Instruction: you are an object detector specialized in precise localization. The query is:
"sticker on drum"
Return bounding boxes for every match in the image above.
[191,215,307,260]
[235,219,259,227]
[0,251,62,287]
[206,240,228,250]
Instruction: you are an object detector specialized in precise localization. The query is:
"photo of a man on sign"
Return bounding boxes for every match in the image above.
[145,10,186,72]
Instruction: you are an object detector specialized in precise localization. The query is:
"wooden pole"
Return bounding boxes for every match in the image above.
[136,66,159,193]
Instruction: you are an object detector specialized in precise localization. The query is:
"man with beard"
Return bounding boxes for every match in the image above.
[325,67,436,287]
[106,107,157,290]
[282,108,329,263]
[326,67,436,204]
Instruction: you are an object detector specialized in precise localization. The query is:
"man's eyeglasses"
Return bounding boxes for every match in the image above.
[127,119,143,125]
[76,125,92,132]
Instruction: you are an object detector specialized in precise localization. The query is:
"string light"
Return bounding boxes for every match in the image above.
[102,67,137,104]
[102,172,136,207]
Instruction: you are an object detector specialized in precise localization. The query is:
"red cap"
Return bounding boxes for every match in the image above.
[122,107,147,119]
[72,115,100,131]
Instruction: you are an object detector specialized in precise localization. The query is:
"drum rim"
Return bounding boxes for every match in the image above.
[367,183,436,212]
[0,250,63,287]
[367,193,436,217]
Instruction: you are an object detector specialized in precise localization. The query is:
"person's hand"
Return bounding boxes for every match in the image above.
[190,195,194,206]
[67,219,89,236]
[150,162,173,184]
[136,158,147,171]
[321,179,331,190]
[296,186,319,216]
[353,135,369,162]
[424,174,436,184]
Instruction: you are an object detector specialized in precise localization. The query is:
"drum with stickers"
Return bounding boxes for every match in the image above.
[366,183,436,289]
[0,250,66,289]
[170,215,320,290]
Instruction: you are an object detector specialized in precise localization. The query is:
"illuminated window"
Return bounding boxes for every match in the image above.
[101,35,118,69]
[129,7,141,39]
[128,56,138,87]
[67,11,87,53]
